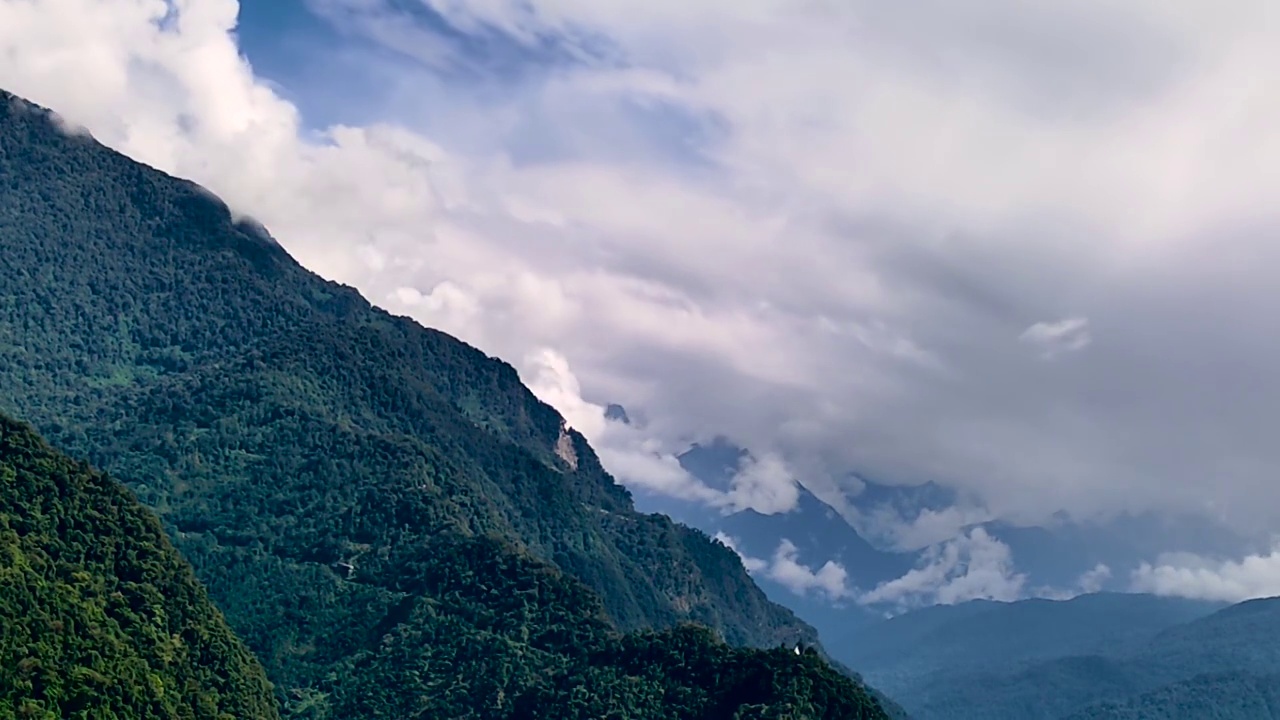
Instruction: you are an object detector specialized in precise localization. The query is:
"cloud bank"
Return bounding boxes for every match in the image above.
[4,0,1280,602]
[718,527,1033,610]
[859,528,1027,609]
[1131,543,1280,603]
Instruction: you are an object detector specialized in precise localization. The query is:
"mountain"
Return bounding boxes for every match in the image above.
[842,593,1280,720]
[692,444,913,586]
[1134,596,1280,679]
[0,414,279,719]
[1064,672,1280,720]
[0,89,894,718]
[836,593,1223,692]
[654,437,1246,630]
[639,439,913,630]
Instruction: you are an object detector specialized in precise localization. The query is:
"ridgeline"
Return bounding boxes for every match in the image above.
[0,89,893,719]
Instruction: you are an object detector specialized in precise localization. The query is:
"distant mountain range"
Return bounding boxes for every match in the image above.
[623,430,1250,634]
[1063,672,1280,720]
[620,428,1280,719]
[838,592,1280,719]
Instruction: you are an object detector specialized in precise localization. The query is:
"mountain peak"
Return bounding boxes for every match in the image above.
[604,402,631,424]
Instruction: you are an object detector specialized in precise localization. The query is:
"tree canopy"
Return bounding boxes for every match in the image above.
[0,414,279,720]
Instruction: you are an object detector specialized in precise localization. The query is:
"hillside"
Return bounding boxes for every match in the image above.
[837,592,1222,695]
[0,90,893,718]
[1064,672,1280,720]
[0,414,279,719]
[842,593,1280,720]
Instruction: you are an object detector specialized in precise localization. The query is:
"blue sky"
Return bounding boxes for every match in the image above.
[4,0,1280,610]
[236,0,722,168]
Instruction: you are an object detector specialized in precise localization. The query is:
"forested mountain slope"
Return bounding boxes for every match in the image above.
[0,89,893,718]
[1063,672,1280,720]
[0,414,279,719]
[838,592,1222,697]
[844,593,1280,720]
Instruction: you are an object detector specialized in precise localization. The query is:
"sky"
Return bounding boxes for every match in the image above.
[3,0,1280,610]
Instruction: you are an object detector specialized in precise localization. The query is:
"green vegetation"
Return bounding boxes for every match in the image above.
[0,414,279,720]
[836,593,1222,710]
[1065,672,1280,720]
[840,593,1280,719]
[0,89,893,718]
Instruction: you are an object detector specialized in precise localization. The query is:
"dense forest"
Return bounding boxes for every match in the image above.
[0,414,279,720]
[0,89,894,718]
[1063,672,1280,720]
[0,415,886,720]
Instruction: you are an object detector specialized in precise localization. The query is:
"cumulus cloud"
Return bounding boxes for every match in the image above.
[724,524,1120,608]
[4,0,1280,558]
[715,533,853,601]
[1077,562,1113,594]
[1130,544,1280,603]
[859,528,1027,609]
[523,347,610,440]
[724,453,801,515]
[524,347,804,514]
[523,347,731,504]
[768,540,855,602]
[1030,563,1116,601]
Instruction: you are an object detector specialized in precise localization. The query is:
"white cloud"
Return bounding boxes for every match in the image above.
[389,281,482,339]
[715,534,853,601]
[1131,543,1280,603]
[523,347,609,440]
[725,453,801,515]
[1077,562,1113,594]
[714,532,768,573]
[524,348,805,514]
[1020,317,1092,359]
[768,540,853,601]
[1030,563,1115,601]
[858,502,995,552]
[4,0,1280,556]
[523,348,732,505]
[723,524,1108,609]
[859,527,1026,609]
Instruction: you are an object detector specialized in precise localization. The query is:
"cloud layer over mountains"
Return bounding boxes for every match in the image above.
[4,0,1280,605]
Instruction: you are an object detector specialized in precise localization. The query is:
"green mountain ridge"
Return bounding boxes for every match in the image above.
[0,89,893,718]
[837,592,1224,694]
[0,414,280,720]
[1064,671,1280,720]
[842,592,1280,720]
